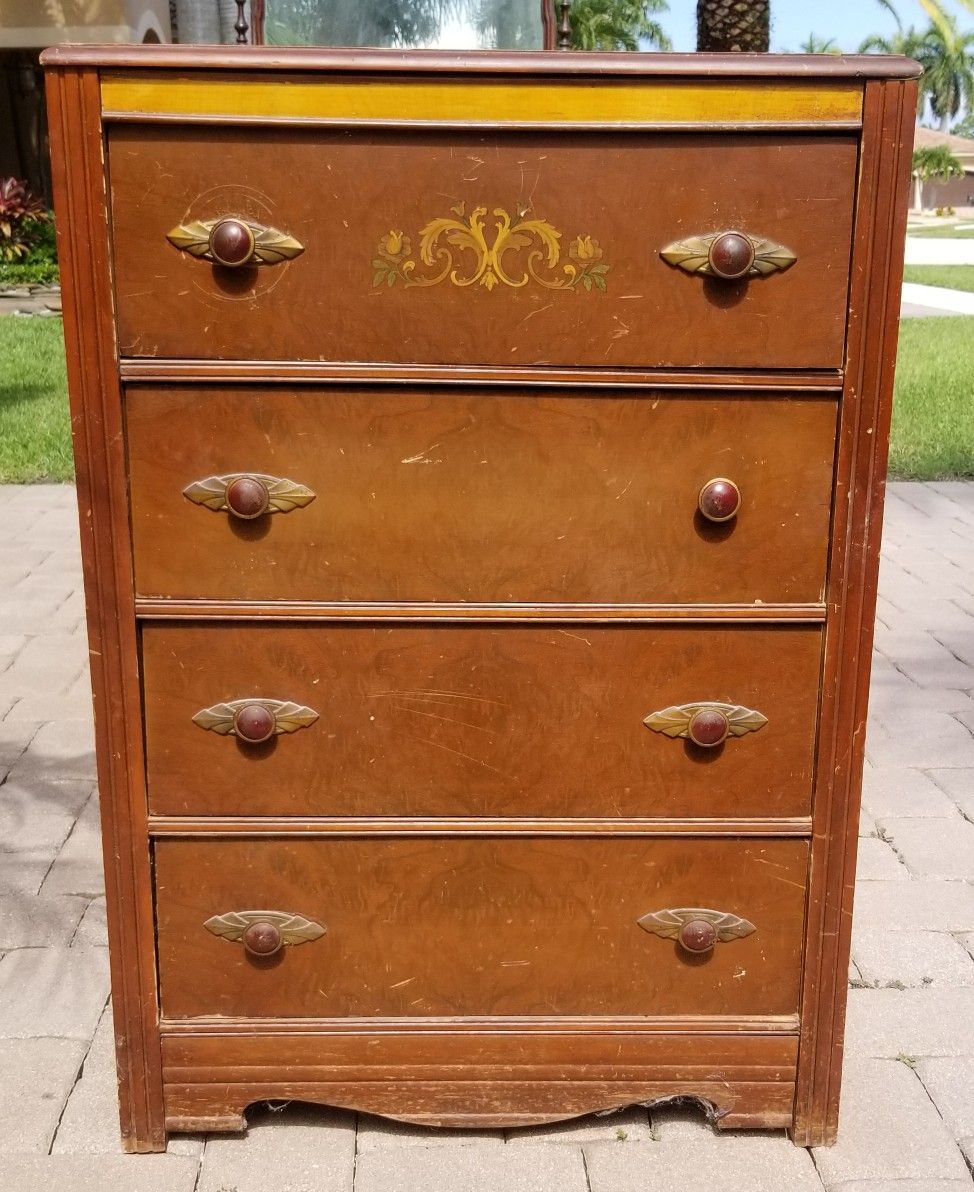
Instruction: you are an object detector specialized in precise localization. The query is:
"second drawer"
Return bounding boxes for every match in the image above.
[143,623,822,818]
[126,387,837,605]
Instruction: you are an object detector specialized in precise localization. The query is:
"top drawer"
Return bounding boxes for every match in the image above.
[107,126,857,369]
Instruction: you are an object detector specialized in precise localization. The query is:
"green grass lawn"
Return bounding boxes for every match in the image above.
[0,312,971,484]
[903,265,974,292]
[906,223,974,239]
[890,316,974,479]
[0,318,72,483]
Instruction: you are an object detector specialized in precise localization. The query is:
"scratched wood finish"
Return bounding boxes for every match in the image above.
[126,388,837,604]
[142,623,822,818]
[107,126,857,368]
[155,837,807,1019]
[160,1031,799,1131]
[41,46,919,1149]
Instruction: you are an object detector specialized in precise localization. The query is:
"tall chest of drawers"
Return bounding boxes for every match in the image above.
[42,46,918,1151]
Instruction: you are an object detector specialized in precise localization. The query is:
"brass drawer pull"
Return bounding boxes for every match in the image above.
[643,701,767,748]
[192,698,319,742]
[166,217,305,268]
[698,477,741,523]
[183,472,316,519]
[661,230,796,279]
[204,910,326,957]
[638,907,756,956]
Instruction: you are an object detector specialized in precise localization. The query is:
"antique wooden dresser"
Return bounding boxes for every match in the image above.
[42,45,918,1151]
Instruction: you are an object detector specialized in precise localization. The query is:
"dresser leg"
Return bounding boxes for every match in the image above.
[789,1108,839,1149]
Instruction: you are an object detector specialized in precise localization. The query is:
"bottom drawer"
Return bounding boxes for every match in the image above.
[155,837,808,1020]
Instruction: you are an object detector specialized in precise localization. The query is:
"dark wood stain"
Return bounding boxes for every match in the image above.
[41,47,917,1150]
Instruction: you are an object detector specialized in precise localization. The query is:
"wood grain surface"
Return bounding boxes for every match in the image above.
[142,622,822,819]
[154,836,808,1019]
[107,126,857,368]
[126,387,837,604]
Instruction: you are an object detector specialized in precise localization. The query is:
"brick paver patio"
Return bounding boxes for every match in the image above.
[1,481,972,1191]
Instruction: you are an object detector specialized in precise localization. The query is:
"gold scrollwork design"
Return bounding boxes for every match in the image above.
[372,203,610,293]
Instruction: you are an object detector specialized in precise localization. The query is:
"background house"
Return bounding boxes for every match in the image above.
[1,2,172,202]
[914,126,974,211]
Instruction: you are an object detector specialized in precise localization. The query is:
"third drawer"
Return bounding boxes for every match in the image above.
[142,622,822,819]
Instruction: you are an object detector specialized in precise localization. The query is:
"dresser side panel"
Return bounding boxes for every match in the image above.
[43,64,166,1153]
[793,77,918,1147]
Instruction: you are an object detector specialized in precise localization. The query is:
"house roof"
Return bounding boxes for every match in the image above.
[915,126,974,160]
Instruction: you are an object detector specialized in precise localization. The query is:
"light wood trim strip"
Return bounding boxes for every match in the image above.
[147,816,814,837]
[101,74,862,126]
[134,601,827,623]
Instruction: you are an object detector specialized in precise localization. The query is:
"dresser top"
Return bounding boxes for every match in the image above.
[41,44,921,80]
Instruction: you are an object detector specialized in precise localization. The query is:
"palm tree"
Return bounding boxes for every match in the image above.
[911,144,964,209]
[694,0,909,53]
[800,34,841,54]
[570,0,670,50]
[696,1,769,52]
[918,12,974,131]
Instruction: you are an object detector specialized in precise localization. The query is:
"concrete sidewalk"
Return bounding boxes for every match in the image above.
[1,482,973,1191]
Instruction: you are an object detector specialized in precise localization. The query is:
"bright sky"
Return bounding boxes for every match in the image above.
[665,0,974,53]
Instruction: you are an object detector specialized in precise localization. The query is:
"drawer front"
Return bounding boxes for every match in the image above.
[143,623,821,818]
[108,125,856,368]
[127,388,836,605]
[155,836,808,1019]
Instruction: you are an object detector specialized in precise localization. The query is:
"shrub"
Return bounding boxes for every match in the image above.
[0,177,50,263]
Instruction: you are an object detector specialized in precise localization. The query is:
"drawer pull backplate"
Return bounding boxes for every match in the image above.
[660,230,796,279]
[638,907,756,955]
[644,701,767,747]
[166,217,305,267]
[192,697,319,739]
[204,909,326,951]
[183,472,315,517]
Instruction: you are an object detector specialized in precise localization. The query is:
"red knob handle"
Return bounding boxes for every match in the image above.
[225,475,270,520]
[242,920,283,957]
[708,231,755,280]
[687,707,730,748]
[208,218,256,268]
[698,478,741,524]
[233,703,277,744]
[678,919,718,954]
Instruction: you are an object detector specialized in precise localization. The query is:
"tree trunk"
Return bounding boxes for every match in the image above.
[940,112,951,133]
[696,0,770,52]
[174,0,220,44]
[913,173,923,212]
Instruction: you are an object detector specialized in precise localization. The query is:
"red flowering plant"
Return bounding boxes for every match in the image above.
[0,177,50,263]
